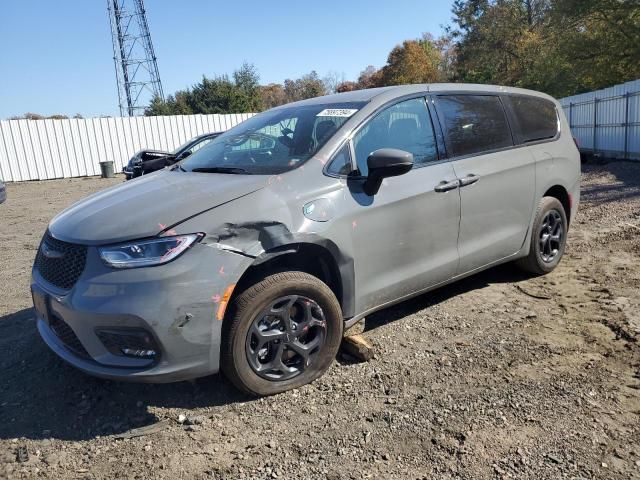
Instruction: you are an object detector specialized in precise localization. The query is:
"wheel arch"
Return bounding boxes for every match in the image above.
[543,184,571,226]
[231,241,355,320]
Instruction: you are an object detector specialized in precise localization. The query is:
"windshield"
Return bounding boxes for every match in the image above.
[180,102,365,175]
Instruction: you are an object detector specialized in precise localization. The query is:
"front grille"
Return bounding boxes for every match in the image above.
[34,232,87,290]
[50,315,90,359]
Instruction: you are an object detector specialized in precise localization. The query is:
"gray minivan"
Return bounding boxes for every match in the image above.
[31,84,580,395]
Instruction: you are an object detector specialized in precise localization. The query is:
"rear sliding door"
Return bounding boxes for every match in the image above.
[433,94,536,275]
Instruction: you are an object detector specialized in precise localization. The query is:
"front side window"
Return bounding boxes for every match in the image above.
[181,102,365,175]
[436,95,513,157]
[505,95,558,143]
[353,98,438,176]
[326,144,353,176]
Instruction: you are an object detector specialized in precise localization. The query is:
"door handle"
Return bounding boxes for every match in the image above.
[434,179,460,193]
[459,174,480,187]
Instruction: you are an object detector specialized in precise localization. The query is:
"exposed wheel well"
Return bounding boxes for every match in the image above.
[232,243,344,313]
[544,185,571,225]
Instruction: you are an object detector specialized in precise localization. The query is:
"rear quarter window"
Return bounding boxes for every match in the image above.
[436,95,513,157]
[505,95,559,144]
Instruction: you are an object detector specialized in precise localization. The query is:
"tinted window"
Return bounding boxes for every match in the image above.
[506,95,558,143]
[326,144,353,176]
[436,95,512,157]
[353,98,437,176]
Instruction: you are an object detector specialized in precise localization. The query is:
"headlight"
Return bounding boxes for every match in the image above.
[99,234,201,269]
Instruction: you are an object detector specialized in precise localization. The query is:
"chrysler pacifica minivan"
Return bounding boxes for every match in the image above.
[31,84,580,395]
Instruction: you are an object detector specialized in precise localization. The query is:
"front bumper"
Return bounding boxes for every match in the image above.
[32,241,252,383]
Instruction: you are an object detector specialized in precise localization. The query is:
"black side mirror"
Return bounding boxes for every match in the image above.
[363,148,414,195]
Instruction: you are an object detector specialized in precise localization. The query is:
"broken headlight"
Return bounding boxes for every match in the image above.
[99,234,201,269]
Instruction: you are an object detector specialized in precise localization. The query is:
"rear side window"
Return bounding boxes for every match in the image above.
[436,95,512,157]
[505,95,558,143]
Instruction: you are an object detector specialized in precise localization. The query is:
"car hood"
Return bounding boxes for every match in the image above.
[49,171,266,245]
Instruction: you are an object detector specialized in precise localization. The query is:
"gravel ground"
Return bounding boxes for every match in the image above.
[0,164,639,479]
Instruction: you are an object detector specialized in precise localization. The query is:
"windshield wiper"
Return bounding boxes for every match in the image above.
[190,166,249,174]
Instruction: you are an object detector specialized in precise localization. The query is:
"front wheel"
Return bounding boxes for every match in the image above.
[221,272,343,396]
[516,196,568,275]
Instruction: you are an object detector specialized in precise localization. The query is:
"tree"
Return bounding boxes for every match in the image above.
[9,113,70,120]
[259,83,287,109]
[233,62,262,111]
[188,75,249,114]
[379,38,442,86]
[356,65,383,89]
[550,0,640,93]
[335,81,358,93]
[145,95,177,116]
[449,0,640,97]
[283,71,326,102]
[322,71,346,94]
[145,63,263,115]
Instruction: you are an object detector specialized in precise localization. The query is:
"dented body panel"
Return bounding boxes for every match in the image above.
[31,83,580,383]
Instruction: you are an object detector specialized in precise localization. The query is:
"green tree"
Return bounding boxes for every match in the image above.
[145,95,177,116]
[233,62,263,111]
[145,63,263,116]
[550,0,640,93]
[449,0,640,97]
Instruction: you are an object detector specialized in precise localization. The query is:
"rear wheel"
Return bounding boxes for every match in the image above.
[516,196,567,275]
[221,271,343,396]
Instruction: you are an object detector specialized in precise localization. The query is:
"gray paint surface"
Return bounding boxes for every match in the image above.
[32,83,581,382]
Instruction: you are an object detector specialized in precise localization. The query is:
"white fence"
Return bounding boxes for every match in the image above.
[0,113,255,182]
[560,79,640,160]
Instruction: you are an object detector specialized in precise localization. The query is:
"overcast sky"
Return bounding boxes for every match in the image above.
[0,1,454,118]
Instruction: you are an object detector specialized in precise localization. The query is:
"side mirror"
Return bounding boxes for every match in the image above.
[363,148,413,195]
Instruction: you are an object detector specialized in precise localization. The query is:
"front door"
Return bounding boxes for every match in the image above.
[343,97,461,314]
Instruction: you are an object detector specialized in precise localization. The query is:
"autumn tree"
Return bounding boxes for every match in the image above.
[379,37,443,85]
[283,71,326,102]
[356,65,383,89]
[259,83,287,109]
[335,81,358,93]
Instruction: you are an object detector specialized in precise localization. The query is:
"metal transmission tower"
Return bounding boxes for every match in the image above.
[107,0,164,116]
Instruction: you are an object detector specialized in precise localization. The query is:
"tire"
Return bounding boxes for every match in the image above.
[516,196,568,275]
[221,271,343,396]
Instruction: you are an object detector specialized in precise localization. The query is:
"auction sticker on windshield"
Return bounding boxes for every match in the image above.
[316,109,358,117]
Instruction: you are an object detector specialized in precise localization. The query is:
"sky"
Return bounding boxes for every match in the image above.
[0,1,454,119]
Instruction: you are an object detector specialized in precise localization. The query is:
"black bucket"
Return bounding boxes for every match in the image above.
[99,161,115,179]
